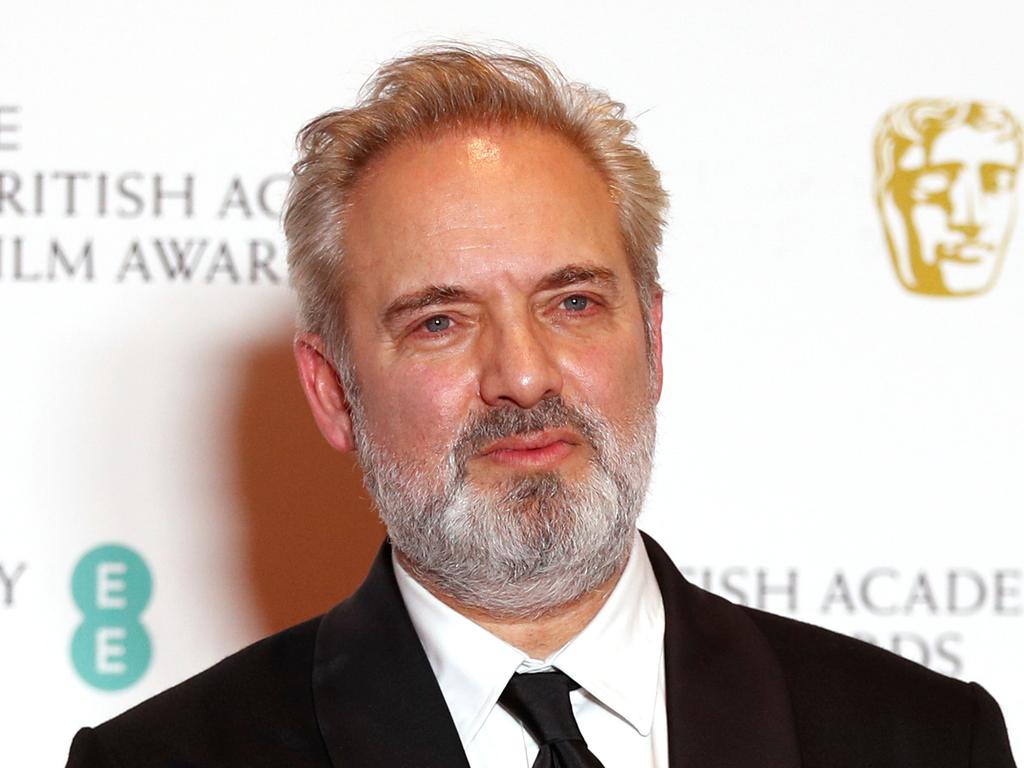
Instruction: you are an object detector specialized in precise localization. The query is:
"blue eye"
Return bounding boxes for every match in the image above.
[423,315,452,333]
[562,295,589,312]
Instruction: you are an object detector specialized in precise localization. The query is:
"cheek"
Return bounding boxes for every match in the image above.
[910,207,947,239]
[985,198,1014,232]
[362,358,480,450]
[560,330,652,417]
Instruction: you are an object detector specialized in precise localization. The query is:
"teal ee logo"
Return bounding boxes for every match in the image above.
[71,544,152,690]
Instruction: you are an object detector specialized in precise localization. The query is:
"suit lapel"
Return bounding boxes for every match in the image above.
[312,541,471,768]
[643,533,802,768]
[312,533,800,768]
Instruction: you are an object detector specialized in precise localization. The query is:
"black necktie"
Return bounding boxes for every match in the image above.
[498,670,606,768]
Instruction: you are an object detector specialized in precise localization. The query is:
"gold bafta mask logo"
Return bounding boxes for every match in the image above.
[874,99,1023,296]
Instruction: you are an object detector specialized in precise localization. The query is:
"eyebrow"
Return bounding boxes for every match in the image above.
[382,284,476,327]
[380,262,622,328]
[536,263,620,293]
[914,161,963,173]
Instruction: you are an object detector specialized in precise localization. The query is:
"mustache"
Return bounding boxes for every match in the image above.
[450,397,602,471]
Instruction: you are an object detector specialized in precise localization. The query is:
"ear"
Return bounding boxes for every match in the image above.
[650,290,665,402]
[293,333,356,453]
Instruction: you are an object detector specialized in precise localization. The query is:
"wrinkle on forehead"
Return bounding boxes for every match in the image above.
[343,125,627,313]
[425,222,505,240]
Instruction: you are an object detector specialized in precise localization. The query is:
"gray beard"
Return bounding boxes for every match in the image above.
[349,395,656,619]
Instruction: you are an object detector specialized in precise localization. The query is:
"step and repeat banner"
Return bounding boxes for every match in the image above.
[2,1,1021,764]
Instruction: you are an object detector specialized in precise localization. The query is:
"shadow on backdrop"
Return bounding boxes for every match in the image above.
[233,333,385,635]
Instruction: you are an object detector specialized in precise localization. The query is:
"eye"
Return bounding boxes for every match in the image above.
[911,170,953,202]
[562,295,590,312]
[422,315,452,333]
[982,165,1016,195]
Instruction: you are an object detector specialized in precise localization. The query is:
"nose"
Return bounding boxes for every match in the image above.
[948,172,983,238]
[478,319,563,409]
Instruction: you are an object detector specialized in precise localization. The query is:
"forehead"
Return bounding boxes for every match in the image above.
[898,125,1021,171]
[341,126,627,300]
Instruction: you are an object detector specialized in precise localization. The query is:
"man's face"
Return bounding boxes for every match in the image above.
[885,125,1019,296]
[332,127,662,614]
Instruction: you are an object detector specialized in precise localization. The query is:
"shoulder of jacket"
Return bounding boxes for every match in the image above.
[739,606,992,766]
[742,605,973,702]
[84,615,328,766]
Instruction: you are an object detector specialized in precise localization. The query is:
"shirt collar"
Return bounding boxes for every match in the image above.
[545,532,665,736]
[393,531,665,744]
[394,550,525,744]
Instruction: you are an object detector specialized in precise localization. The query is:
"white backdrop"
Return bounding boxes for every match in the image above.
[1,1,1021,764]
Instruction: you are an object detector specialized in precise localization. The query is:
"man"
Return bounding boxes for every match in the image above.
[68,45,1016,767]
[875,98,1022,297]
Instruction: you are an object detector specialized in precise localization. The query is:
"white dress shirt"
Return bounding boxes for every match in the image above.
[393,532,668,767]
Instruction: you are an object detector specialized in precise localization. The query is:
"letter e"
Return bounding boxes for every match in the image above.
[95,627,127,674]
[96,562,128,609]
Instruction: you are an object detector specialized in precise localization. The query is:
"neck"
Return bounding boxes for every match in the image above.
[396,551,629,659]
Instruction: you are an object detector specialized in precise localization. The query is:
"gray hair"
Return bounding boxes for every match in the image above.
[284,43,668,364]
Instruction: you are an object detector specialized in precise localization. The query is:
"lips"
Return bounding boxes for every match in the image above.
[479,429,581,468]
[938,242,994,263]
[483,429,579,453]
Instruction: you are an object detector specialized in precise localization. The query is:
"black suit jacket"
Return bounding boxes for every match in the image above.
[67,534,1016,767]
